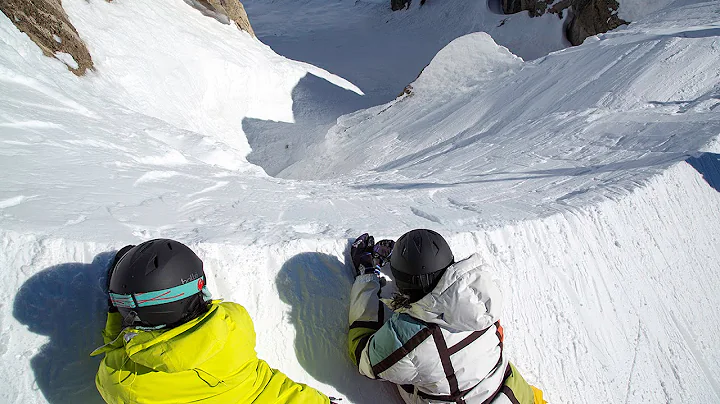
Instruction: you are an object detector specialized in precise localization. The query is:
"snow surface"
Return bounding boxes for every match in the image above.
[617,0,688,22]
[241,0,569,175]
[1,0,719,403]
[53,52,78,70]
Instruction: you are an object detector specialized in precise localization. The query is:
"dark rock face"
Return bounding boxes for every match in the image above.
[0,0,94,75]
[196,0,255,37]
[503,0,523,14]
[566,0,628,46]
[503,0,548,17]
[501,0,629,45]
[391,0,429,11]
[391,0,410,11]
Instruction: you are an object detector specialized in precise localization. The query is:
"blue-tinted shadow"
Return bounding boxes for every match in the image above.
[275,252,402,403]
[243,73,365,176]
[13,252,115,404]
[687,152,720,192]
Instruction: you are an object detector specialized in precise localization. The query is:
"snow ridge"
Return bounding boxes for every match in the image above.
[0,0,719,403]
[2,155,719,404]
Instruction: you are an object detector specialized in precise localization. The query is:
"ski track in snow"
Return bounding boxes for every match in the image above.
[0,0,719,403]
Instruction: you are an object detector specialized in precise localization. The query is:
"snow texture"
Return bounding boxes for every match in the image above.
[53,52,78,70]
[1,0,719,403]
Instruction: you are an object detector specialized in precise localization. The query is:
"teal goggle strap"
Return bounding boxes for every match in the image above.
[110,277,206,309]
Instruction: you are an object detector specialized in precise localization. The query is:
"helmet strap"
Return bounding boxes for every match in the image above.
[201,286,212,302]
[122,310,141,328]
[122,310,165,330]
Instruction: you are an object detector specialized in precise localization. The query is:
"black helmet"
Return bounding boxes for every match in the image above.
[390,229,454,302]
[109,239,208,328]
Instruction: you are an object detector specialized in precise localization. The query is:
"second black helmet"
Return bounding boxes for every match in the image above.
[390,229,454,301]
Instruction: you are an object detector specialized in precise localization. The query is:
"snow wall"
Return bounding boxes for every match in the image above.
[1,0,719,403]
[3,155,720,404]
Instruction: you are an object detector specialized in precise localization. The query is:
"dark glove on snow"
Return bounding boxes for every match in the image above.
[106,244,135,312]
[351,234,395,278]
[372,239,394,266]
[351,233,376,277]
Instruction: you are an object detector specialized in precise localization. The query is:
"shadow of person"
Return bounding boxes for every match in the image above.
[13,251,116,404]
[276,252,402,403]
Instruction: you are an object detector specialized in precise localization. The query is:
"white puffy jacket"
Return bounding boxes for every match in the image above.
[348,254,533,404]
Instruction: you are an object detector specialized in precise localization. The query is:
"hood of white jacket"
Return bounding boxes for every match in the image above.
[390,254,502,332]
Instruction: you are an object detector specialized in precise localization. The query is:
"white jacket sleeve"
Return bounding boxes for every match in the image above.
[347,273,384,374]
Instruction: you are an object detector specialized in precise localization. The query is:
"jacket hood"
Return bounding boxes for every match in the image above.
[122,302,230,373]
[388,254,502,332]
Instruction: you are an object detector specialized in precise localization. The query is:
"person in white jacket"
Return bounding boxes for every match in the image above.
[347,229,545,404]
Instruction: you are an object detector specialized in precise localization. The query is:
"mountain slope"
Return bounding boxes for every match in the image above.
[0,1,719,403]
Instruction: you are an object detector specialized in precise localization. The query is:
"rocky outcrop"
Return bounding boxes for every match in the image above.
[391,0,428,11]
[565,0,628,46]
[503,0,548,17]
[501,0,628,46]
[196,0,255,37]
[0,0,94,75]
[391,0,410,11]
[0,0,256,76]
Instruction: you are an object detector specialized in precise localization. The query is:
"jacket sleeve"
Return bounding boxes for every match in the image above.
[353,313,430,385]
[225,302,331,404]
[101,312,123,344]
[347,273,384,374]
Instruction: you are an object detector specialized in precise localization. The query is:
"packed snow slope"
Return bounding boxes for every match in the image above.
[1,1,720,404]
[240,0,569,175]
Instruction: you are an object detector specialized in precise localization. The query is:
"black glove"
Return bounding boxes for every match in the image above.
[351,233,375,277]
[372,239,394,266]
[106,244,135,312]
[350,234,395,278]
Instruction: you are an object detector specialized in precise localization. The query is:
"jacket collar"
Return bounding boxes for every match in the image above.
[387,254,502,332]
[92,301,229,372]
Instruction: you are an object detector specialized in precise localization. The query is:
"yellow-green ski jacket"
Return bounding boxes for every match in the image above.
[92,301,329,404]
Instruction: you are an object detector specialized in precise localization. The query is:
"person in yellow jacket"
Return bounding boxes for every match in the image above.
[91,239,333,404]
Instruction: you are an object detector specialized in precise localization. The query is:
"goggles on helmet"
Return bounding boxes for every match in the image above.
[110,276,206,309]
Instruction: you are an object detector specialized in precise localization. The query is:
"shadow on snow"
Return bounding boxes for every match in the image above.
[275,251,402,403]
[354,152,693,190]
[243,74,365,177]
[687,152,720,192]
[13,252,115,404]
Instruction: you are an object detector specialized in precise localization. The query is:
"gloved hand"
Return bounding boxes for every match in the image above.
[351,233,375,277]
[106,244,135,312]
[372,239,394,266]
[351,234,395,278]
